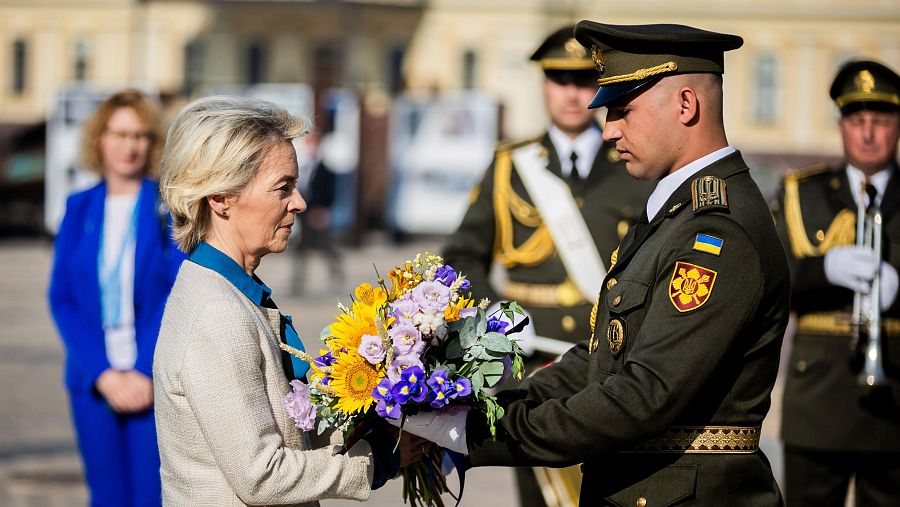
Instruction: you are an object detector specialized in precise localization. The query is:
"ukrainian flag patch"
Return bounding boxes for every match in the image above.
[693,234,723,256]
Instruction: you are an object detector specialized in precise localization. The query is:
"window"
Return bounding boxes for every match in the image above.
[183,39,204,96]
[13,39,26,94]
[74,40,89,81]
[462,50,477,90]
[246,41,266,85]
[752,54,779,124]
[387,46,405,95]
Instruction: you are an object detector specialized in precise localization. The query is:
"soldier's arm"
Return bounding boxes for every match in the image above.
[466,215,769,467]
[443,159,501,302]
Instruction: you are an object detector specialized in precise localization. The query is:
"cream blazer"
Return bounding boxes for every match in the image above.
[154,261,373,506]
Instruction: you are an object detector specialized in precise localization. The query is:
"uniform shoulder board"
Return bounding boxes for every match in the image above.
[496,135,543,154]
[691,175,729,214]
[784,162,829,182]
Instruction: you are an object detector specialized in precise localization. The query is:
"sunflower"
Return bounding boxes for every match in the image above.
[329,349,385,414]
[329,300,378,352]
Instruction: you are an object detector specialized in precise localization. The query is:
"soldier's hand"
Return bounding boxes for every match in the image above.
[824,246,878,293]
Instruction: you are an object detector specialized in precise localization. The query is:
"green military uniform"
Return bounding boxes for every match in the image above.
[443,134,649,345]
[775,60,900,506]
[463,22,790,506]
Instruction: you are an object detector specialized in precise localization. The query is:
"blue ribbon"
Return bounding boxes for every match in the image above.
[446,450,468,506]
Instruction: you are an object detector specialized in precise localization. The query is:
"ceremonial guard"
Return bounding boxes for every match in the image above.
[775,60,900,506]
[410,22,790,506]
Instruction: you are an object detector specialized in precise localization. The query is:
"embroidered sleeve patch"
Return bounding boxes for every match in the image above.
[693,234,724,256]
[669,261,717,312]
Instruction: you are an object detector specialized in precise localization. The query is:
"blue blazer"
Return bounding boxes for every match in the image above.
[48,178,186,393]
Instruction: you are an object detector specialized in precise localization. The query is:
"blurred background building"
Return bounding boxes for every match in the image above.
[0,0,898,237]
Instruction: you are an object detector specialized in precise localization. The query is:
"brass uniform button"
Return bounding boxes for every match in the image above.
[830,177,841,190]
[617,219,630,240]
[796,359,807,373]
[561,315,576,332]
[607,147,621,162]
[613,295,622,306]
[815,229,825,242]
[607,278,618,290]
[636,497,647,507]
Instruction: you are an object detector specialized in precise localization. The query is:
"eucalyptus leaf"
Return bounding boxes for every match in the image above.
[475,308,487,336]
[445,336,463,360]
[460,318,478,348]
[463,344,485,362]
[471,371,485,393]
[481,332,513,353]
[480,361,506,388]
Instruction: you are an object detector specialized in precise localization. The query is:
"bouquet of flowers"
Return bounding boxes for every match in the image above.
[280,252,526,506]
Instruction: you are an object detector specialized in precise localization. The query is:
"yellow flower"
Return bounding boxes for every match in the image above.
[329,349,384,414]
[355,283,387,308]
[671,267,711,306]
[329,300,378,352]
[388,262,423,299]
[445,296,475,322]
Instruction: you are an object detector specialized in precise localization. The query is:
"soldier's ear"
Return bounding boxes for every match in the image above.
[677,86,700,126]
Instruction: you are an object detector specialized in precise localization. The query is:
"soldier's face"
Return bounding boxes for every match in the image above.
[543,78,598,136]
[840,110,900,175]
[602,83,677,181]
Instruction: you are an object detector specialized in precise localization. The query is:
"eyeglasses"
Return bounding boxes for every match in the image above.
[103,128,153,143]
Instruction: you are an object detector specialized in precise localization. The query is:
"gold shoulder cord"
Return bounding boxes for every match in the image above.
[588,298,600,353]
[492,147,555,267]
[783,175,855,258]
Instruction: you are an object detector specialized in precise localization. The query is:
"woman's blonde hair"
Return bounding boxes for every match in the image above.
[81,89,162,176]
[160,95,306,253]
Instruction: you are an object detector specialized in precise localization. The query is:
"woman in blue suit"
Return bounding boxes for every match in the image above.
[48,90,185,507]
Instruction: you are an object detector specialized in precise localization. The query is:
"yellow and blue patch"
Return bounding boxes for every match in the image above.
[693,234,723,256]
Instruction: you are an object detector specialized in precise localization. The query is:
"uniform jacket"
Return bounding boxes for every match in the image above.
[443,131,652,343]
[466,152,789,506]
[153,260,374,506]
[48,178,185,392]
[775,162,900,452]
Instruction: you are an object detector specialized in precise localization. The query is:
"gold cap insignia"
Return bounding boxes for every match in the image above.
[607,319,624,353]
[564,38,587,59]
[855,70,876,94]
[591,45,604,73]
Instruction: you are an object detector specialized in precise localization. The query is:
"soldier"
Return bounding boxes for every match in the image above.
[442,24,651,506]
[409,21,790,506]
[776,60,900,506]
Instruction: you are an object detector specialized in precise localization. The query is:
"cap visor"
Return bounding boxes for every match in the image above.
[588,79,657,109]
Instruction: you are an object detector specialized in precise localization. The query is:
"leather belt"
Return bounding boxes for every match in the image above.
[623,425,760,454]
[502,280,587,308]
[797,311,900,337]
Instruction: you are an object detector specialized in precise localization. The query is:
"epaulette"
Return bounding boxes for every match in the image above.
[691,175,728,214]
[784,162,829,182]
[496,135,544,154]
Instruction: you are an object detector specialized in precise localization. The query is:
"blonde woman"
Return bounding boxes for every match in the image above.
[48,89,185,507]
[155,96,418,506]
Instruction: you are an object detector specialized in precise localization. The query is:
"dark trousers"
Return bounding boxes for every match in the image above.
[784,446,900,507]
[70,390,161,507]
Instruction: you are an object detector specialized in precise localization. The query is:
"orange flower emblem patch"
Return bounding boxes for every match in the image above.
[668,262,717,312]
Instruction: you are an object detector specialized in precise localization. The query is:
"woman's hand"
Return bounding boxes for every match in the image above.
[95,369,154,414]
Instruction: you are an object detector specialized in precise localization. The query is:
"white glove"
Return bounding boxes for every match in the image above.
[387,409,470,455]
[487,301,536,356]
[880,261,899,311]
[824,246,878,294]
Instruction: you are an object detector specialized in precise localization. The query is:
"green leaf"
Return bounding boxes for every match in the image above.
[471,370,485,393]
[460,317,478,348]
[480,361,506,388]
[317,418,330,435]
[475,308,487,336]
[445,336,463,360]
[481,331,513,353]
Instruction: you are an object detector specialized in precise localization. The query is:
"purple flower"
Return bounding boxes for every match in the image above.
[486,316,509,334]
[391,366,428,404]
[358,334,386,364]
[283,380,316,431]
[428,385,452,408]
[390,298,420,322]
[372,379,402,420]
[389,322,424,356]
[458,278,471,291]
[314,351,335,369]
[459,307,478,319]
[426,370,450,391]
[387,354,424,383]
[434,266,458,287]
[449,377,472,399]
[412,281,451,313]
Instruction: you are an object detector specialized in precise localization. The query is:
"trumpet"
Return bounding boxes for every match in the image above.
[851,183,888,387]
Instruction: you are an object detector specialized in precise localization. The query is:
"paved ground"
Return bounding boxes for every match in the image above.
[0,236,788,506]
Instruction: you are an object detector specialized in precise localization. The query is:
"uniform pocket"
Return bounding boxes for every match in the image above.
[602,464,699,507]
[605,279,651,314]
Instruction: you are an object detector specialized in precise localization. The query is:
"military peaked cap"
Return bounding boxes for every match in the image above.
[830,60,900,115]
[530,25,599,86]
[573,21,743,109]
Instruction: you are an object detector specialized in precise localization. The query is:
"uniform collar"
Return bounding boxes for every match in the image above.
[189,241,272,306]
[845,163,894,209]
[646,146,736,221]
[547,123,602,179]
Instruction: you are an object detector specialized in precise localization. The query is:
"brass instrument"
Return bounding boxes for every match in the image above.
[852,183,888,387]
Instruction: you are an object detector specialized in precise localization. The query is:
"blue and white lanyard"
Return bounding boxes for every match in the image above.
[98,193,141,330]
